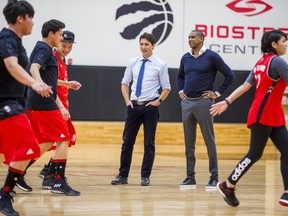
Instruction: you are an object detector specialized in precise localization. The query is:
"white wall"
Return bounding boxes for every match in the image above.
[1,0,287,70]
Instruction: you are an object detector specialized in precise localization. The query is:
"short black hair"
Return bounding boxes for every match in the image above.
[139,32,156,45]
[3,0,34,24]
[191,30,205,41]
[41,19,65,38]
[261,30,287,54]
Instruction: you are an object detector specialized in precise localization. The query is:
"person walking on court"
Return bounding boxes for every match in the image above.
[38,30,81,179]
[0,1,52,215]
[177,30,234,189]
[210,29,288,207]
[25,19,80,196]
[111,32,171,186]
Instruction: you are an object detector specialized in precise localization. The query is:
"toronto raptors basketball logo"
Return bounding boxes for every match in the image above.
[115,0,173,45]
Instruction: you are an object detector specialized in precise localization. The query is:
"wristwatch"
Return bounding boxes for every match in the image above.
[214,91,221,98]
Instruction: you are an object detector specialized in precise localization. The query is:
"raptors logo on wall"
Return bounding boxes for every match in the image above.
[115,0,173,45]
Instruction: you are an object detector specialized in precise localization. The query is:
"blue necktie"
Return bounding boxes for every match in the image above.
[135,59,148,97]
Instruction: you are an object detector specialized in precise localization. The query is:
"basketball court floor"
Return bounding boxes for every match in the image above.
[1,143,286,215]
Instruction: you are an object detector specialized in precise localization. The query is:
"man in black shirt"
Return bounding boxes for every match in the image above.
[0,1,51,215]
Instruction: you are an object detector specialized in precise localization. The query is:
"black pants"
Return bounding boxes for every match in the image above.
[228,123,288,190]
[119,104,159,178]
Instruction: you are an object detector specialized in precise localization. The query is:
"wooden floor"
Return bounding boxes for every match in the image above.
[1,142,287,216]
[73,121,278,160]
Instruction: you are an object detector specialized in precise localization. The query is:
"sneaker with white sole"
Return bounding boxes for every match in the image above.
[206,178,218,190]
[42,175,55,190]
[51,179,80,196]
[279,192,288,206]
[180,177,196,189]
[38,164,49,179]
[16,176,32,192]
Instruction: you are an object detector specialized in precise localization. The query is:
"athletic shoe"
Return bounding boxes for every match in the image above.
[279,192,288,206]
[16,176,33,192]
[0,188,19,216]
[38,164,49,179]
[50,179,80,196]
[180,177,196,189]
[217,181,239,207]
[42,175,55,190]
[111,176,128,185]
[206,178,218,189]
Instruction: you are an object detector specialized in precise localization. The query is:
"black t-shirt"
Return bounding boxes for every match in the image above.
[26,41,58,110]
[0,28,28,107]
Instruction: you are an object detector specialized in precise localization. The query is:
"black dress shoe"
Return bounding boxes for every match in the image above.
[141,177,150,186]
[111,175,128,185]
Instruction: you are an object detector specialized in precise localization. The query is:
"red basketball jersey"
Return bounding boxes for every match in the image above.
[247,53,286,127]
[53,49,69,109]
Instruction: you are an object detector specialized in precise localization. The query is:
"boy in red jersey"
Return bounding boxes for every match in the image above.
[210,30,288,207]
[0,1,52,215]
[38,30,81,179]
